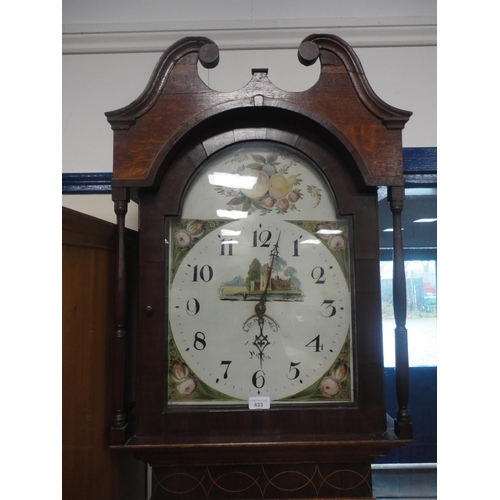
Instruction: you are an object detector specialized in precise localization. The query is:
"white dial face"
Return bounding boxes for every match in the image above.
[166,142,353,405]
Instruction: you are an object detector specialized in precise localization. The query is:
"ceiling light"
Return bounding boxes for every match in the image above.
[413,218,437,223]
[220,229,241,236]
[208,172,257,189]
[316,229,342,235]
[216,209,248,219]
[300,239,321,245]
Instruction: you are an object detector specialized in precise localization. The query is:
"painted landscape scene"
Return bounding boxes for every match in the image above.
[218,257,303,301]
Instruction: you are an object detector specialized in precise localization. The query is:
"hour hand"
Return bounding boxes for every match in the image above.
[257,232,281,315]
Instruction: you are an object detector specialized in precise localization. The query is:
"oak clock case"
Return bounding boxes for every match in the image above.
[166,141,353,406]
[143,122,387,441]
[106,34,413,500]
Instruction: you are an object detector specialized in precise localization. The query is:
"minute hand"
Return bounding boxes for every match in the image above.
[255,232,281,317]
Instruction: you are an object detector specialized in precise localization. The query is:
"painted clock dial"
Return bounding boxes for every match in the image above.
[166,141,354,405]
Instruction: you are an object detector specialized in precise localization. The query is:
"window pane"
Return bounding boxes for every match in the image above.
[378,187,437,367]
[380,260,437,367]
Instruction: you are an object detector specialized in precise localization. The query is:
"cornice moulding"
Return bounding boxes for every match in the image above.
[62,20,436,54]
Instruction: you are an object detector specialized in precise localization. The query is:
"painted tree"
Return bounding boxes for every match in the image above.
[246,258,262,290]
[284,266,301,289]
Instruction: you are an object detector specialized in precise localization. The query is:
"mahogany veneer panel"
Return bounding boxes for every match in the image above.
[62,208,144,499]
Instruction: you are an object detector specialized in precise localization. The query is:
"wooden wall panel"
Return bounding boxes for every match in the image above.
[62,207,144,500]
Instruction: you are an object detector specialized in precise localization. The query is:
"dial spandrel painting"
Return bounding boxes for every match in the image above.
[166,142,354,406]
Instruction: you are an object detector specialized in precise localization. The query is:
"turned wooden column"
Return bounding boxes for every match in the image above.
[111,187,130,444]
[388,186,413,439]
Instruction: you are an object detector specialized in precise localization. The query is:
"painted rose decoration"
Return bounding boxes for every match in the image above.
[174,219,206,249]
[320,363,350,398]
[170,361,197,396]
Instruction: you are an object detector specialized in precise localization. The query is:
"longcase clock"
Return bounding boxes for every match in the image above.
[106,35,413,500]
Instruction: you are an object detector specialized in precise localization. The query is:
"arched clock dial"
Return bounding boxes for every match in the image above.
[166,142,354,405]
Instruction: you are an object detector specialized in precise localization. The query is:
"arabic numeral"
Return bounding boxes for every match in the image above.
[321,300,337,318]
[220,360,231,378]
[186,298,200,316]
[216,361,232,383]
[253,229,272,247]
[286,361,301,380]
[292,234,303,257]
[191,264,213,282]
[252,370,266,389]
[193,331,206,350]
[306,335,323,352]
[220,239,233,256]
[311,266,326,284]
